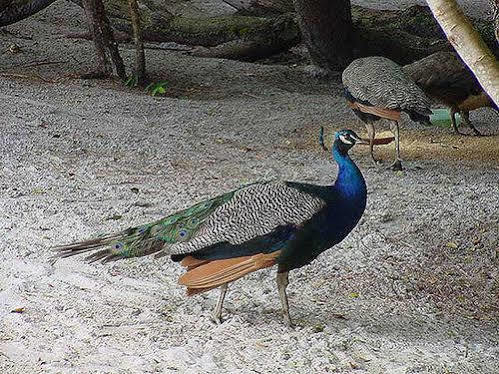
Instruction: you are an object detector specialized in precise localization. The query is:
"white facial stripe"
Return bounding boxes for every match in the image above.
[339,134,353,144]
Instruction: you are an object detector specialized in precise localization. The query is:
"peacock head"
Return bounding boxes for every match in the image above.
[334,129,369,153]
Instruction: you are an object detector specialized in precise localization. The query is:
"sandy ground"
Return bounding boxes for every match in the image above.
[1,1,499,373]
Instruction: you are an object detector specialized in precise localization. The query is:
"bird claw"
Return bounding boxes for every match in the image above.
[471,129,482,136]
[389,160,403,171]
[283,315,294,328]
[211,313,224,325]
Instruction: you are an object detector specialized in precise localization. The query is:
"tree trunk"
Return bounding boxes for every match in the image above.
[292,0,352,71]
[128,0,146,84]
[490,0,499,43]
[426,0,498,106]
[82,0,127,79]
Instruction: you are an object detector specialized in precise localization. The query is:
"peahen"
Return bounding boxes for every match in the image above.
[54,129,371,326]
[342,56,432,171]
[403,51,498,136]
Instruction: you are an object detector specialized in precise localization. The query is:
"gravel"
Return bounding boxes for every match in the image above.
[0,1,498,373]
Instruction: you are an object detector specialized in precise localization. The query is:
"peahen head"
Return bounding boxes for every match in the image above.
[333,129,368,154]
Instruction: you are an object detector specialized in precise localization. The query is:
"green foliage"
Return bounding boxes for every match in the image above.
[145,81,168,96]
[125,75,139,88]
[124,77,168,96]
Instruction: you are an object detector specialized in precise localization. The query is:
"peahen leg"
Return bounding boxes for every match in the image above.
[276,272,292,327]
[364,122,379,164]
[461,110,481,136]
[389,120,403,171]
[450,108,462,135]
[212,283,228,324]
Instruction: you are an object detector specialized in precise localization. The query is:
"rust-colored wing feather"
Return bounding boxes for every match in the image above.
[179,251,281,295]
[180,256,210,271]
[348,101,401,121]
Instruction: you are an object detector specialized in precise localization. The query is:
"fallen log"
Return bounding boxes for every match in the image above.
[1,0,496,64]
[0,0,56,26]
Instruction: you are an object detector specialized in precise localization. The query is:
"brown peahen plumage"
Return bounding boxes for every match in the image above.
[342,56,432,171]
[404,51,497,136]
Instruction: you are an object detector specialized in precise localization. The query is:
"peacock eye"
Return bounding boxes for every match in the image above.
[137,227,146,234]
[165,216,178,225]
[114,242,123,250]
[178,229,188,239]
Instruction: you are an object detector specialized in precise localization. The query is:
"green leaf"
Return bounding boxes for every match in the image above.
[146,81,168,96]
[125,76,138,88]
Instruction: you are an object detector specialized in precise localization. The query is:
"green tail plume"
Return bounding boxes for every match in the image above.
[52,224,164,263]
[52,188,239,264]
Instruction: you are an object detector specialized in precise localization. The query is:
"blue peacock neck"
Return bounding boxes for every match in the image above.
[331,142,367,215]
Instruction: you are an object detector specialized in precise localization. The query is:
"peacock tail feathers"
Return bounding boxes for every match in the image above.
[53,180,328,265]
[151,189,236,257]
[52,225,162,263]
[53,188,239,263]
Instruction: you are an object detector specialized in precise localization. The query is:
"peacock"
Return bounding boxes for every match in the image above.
[403,51,498,136]
[53,129,371,326]
[342,56,432,171]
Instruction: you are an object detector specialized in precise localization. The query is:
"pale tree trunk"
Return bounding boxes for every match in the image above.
[426,0,499,106]
[490,0,498,43]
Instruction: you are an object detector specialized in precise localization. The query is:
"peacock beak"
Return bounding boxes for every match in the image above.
[356,138,370,145]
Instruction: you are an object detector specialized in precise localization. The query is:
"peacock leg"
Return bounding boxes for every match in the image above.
[276,271,293,327]
[461,111,481,136]
[389,120,403,171]
[212,283,228,324]
[364,122,379,165]
[450,108,462,135]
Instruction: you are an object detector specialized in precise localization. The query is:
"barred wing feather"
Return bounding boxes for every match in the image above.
[342,56,432,115]
[168,181,327,255]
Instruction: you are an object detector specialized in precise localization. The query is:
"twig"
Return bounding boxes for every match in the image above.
[319,126,329,152]
[143,43,193,52]
[0,72,32,79]
[17,60,68,69]
[222,0,243,11]
[0,72,64,83]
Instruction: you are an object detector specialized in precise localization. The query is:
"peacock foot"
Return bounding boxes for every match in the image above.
[389,160,403,171]
[283,314,295,328]
[211,313,224,325]
[470,128,482,136]
[370,156,383,167]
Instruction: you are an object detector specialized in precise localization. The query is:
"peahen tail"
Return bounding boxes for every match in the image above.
[52,224,165,264]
